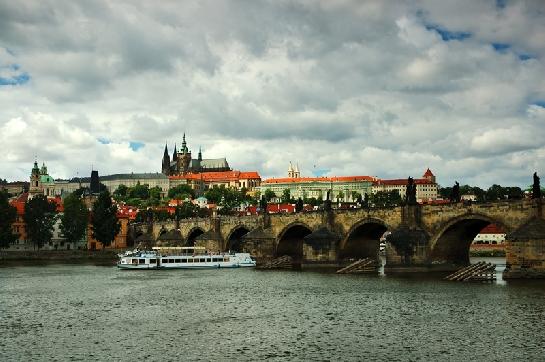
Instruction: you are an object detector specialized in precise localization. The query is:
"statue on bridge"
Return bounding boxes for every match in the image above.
[295,198,304,212]
[406,177,417,205]
[532,172,541,199]
[324,190,332,212]
[260,195,268,214]
[450,181,461,203]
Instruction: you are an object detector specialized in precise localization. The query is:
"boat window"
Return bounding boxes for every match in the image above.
[139,259,145,264]
[162,259,168,263]
[206,258,211,262]
[175,259,181,263]
[181,258,187,263]
[150,259,156,263]
[200,258,206,263]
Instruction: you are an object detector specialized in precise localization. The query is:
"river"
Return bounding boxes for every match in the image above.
[1,258,545,361]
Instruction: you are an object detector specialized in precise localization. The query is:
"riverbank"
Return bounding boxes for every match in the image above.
[0,250,119,264]
[469,245,505,257]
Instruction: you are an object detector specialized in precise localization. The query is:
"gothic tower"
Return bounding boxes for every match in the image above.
[162,143,170,176]
[180,133,192,173]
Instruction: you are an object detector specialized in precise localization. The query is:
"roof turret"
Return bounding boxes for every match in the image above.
[423,168,434,177]
[32,160,40,176]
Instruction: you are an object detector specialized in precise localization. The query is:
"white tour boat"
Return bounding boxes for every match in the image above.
[117,246,256,270]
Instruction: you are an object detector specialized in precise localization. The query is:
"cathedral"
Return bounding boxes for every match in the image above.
[161,134,231,176]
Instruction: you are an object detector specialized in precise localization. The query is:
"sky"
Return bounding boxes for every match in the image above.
[1,0,544,188]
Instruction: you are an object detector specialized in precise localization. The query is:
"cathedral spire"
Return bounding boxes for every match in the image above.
[172,143,177,160]
[162,142,171,176]
[182,133,188,153]
[198,146,202,161]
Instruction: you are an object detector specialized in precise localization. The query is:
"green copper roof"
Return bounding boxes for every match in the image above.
[40,175,54,184]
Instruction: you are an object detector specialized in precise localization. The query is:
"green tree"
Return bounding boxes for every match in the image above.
[505,186,523,200]
[60,193,89,244]
[175,202,199,219]
[0,191,18,248]
[91,191,120,249]
[168,184,195,200]
[351,191,362,202]
[264,189,276,202]
[486,184,506,201]
[149,186,162,201]
[281,189,291,203]
[72,187,87,198]
[129,182,150,199]
[370,190,402,208]
[153,209,171,221]
[113,185,129,201]
[24,195,57,249]
[439,186,452,199]
[337,191,345,201]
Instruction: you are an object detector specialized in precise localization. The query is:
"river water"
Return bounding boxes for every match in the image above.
[1,258,545,361]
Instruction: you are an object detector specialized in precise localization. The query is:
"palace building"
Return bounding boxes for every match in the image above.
[258,164,438,203]
[258,163,378,202]
[372,168,438,202]
[162,134,230,176]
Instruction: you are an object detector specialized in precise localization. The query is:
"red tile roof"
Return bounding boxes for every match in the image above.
[423,168,435,177]
[374,178,434,186]
[116,205,138,220]
[267,203,295,213]
[10,193,28,215]
[169,170,261,182]
[263,176,377,184]
[51,196,64,212]
[479,224,505,234]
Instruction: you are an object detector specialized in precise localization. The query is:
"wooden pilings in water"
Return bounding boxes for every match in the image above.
[445,261,496,282]
[257,255,294,269]
[336,258,379,274]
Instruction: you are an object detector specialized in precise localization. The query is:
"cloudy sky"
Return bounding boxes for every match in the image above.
[1,0,544,188]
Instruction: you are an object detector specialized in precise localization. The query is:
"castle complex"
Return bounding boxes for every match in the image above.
[161,134,230,176]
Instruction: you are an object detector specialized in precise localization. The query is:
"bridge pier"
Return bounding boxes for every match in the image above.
[503,213,545,279]
[383,206,431,272]
[301,226,340,268]
[384,225,431,272]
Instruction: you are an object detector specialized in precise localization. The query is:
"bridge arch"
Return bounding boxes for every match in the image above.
[186,227,205,246]
[340,218,389,260]
[276,222,313,263]
[430,213,508,265]
[225,225,251,252]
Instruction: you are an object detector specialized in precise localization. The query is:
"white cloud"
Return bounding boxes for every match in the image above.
[0,0,544,188]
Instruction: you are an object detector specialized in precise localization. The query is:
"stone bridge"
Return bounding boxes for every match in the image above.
[130,199,544,275]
